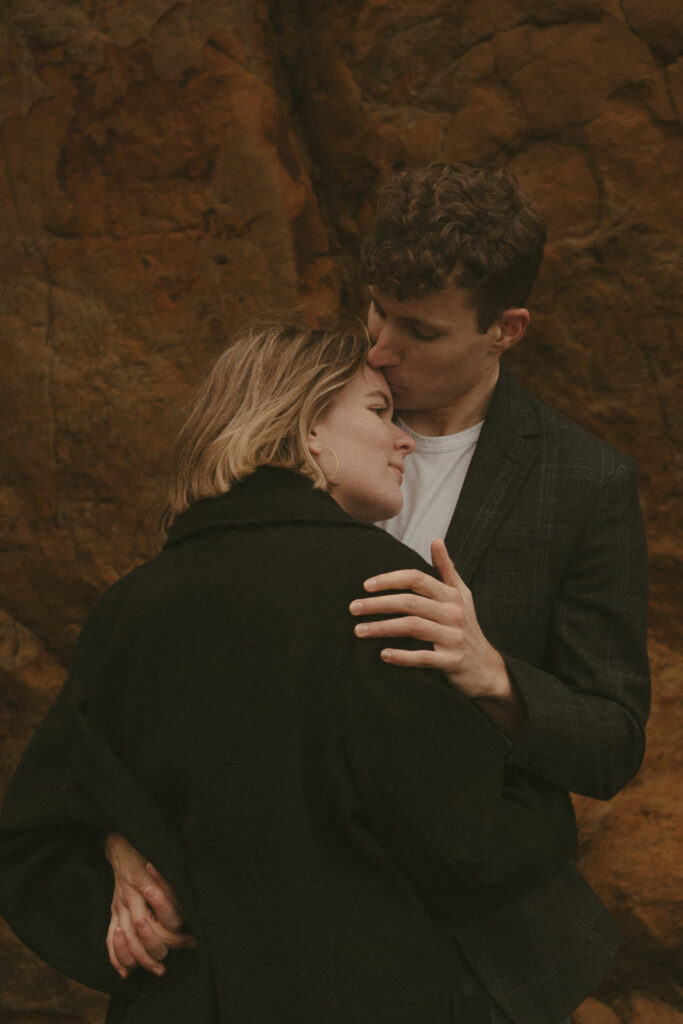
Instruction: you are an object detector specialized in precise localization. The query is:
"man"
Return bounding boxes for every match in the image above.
[346,162,650,1021]
[39,164,652,1022]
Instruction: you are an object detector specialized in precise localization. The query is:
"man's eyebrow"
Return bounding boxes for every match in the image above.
[369,290,443,333]
[401,316,441,332]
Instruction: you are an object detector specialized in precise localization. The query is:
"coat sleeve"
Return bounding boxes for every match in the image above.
[504,458,650,798]
[0,624,190,994]
[0,675,122,993]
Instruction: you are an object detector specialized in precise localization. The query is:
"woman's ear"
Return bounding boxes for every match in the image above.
[307,425,323,456]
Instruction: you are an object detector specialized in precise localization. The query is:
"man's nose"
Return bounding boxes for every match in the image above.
[367,328,401,368]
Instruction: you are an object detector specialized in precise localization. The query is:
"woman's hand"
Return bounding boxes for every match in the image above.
[104,832,195,979]
[349,539,526,737]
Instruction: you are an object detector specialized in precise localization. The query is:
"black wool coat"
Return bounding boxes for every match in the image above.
[1,467,589,1024]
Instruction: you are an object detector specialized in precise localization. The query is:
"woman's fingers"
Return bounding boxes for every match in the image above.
[113,925,166,977]
[106,920,130,978]
[109,887,171,975]
[134,917,170,963]
[115,914,167,976]
[143,873,185,932]
[105,837,195,974]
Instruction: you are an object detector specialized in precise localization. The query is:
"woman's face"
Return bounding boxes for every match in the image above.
[309,364,415,522]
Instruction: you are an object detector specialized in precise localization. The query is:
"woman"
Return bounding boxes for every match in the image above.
[0,321,575,1023]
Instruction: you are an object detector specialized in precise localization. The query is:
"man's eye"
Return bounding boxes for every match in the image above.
[410,326,438,341]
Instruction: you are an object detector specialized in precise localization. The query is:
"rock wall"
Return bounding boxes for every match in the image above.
[1,1,681,1021]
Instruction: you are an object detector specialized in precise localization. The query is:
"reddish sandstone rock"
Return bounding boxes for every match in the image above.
[573,640,683,1012]
[0,610,65,788]
[620,0,683,60]
[573,997,621,1024]
[0,0,341,665]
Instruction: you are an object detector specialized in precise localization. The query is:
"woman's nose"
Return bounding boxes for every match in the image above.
[395,429,416,454]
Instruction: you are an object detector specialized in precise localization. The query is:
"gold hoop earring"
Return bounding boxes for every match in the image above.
[318,444,340,483]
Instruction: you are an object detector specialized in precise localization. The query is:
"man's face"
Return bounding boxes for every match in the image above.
[366,285,504,431]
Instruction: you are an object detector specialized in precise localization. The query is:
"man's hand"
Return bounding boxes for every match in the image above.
[104,832,195,979]
[349,539,527,738]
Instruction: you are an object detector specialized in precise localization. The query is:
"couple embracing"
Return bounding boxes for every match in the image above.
[0,163,649,1024]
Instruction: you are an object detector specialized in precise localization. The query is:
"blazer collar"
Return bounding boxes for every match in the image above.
[445,361,542,582]
[164,467,360,549]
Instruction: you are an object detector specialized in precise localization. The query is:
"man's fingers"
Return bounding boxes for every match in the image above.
[350,592,459,625]
[362,551,466,599]
[380,647,448,669]
[363,569,446,597]
[431,539,461,588]
[355,615,459,646]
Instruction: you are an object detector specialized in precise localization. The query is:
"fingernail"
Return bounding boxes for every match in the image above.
[144,886,158,900]
[118,968,128,980]
[381,649,394,661]
[152,965,165,978]
[364,578,377,591]
[349,600,363,613]
[354,623,368,636]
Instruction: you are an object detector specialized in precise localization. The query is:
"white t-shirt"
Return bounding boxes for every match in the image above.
[377,417,483,564]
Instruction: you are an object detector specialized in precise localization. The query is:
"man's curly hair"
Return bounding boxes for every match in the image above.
[360,163,547,332]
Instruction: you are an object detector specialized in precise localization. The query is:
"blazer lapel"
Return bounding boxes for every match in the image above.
[445,362,541,583]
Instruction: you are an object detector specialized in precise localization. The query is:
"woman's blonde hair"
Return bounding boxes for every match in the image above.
[164,318,369,529]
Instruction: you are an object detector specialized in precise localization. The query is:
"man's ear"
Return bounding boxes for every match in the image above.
[491,308,530,354]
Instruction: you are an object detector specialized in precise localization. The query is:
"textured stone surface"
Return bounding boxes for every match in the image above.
[1,1,681,1020]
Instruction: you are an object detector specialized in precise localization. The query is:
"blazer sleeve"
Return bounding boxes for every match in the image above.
[504,457,650,798]
[341,634,577,907]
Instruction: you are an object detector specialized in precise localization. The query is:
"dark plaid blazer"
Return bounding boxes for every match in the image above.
[442,362,650,1021]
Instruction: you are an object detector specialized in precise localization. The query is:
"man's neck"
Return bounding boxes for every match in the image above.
[399,363,499,437]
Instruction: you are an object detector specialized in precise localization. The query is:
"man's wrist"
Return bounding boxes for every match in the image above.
[473,654,528,740]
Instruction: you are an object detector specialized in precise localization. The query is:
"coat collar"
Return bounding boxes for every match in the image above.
[444,361,542,583]
[164,467,361,549]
